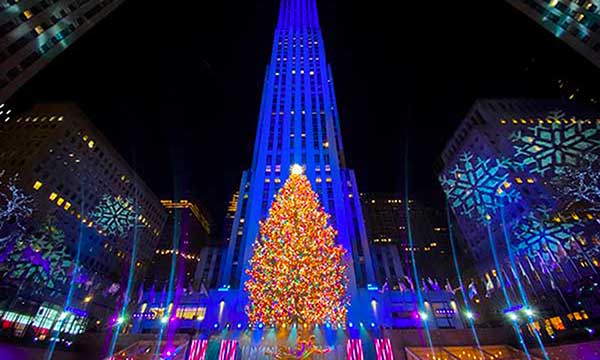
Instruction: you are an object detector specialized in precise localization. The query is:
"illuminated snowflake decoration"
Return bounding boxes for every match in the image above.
[2,217,73,289]
[439,152,519,222]
[510,110,600,177]
[512,207,575,258]
[91,195,136,237]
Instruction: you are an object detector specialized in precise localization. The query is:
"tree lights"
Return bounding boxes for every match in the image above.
[244,168,349,327]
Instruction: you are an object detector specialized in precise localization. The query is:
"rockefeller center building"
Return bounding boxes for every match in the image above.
[438,98,600,334]
[0,0,125,101]
[144,199,211,291]
[0,102,166,339]
[194,0,462,331]
[505,0,600,68]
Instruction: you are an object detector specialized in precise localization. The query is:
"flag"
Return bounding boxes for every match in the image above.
[422,278,429,292]
[84,273,95,291]
[136,281,144,304]
[378,281,388,294]
[549,275,557,290]
[427,277,436,291]
[160,282,167,305]
[493,269,501,288]
[510,266,521,289]
[468,280,478,300]
[537,253,549,275]
[404,275,414,291]
[484,273,494,298]
[557,242,568,258]
[433,278,441,291]
[444,278,455,294]
[526,255,541,282]
[149,282,156,303]
[107,282,120,296]
[517,259,532,286]
[200,281,209,296]
[501,267,511,288]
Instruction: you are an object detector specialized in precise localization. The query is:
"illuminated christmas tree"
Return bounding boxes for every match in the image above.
[244,165,349,326]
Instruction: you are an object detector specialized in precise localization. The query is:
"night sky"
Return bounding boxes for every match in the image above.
[10,0,600,237]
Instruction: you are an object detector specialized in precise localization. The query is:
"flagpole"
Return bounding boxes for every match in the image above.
[572,237,598,275]
[560,241,582,279]
[538,253,571,312]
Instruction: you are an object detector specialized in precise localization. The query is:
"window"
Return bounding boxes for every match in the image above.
[33,181,43,190]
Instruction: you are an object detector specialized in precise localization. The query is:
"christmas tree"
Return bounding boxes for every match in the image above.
[244,165,349,326]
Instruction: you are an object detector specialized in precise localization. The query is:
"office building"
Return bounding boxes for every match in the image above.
[0,0,124,101]
[505,0,600,68]
[144,199,211,291]
[438,98,600,333]
[201,0,460,329]
[0,102,167,339]
[360,193,451,285]
[131,0,462,337]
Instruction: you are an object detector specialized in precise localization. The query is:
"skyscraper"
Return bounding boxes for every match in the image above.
[217,0,377,323]
[204,0,462,330]
[505,0,600,68]
[144,199,211,291]
[360,193,451,283]
[0,0,125,101]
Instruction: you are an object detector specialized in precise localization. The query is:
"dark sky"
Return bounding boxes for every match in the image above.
[11,0,600,237]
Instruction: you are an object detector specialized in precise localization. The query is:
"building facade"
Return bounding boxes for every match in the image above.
[131,0,462,336]
[360,193,451,285]
[222,191,238,245]
[144,199,211,291]
[194,0,460,330]
[195,246,223,291]
[216,0,377,323]
[0,0,124,101]
[505,0,600,68]
[0,102,167,339]
[438,98,600,334]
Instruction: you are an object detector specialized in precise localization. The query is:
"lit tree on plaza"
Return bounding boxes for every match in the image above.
[0,171,33,236]
[244,165,349,326]
[550,153,600,213]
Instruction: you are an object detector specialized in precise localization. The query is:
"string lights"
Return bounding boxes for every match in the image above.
[244,168,349,326]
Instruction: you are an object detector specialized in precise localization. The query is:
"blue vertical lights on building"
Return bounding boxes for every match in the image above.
[217,0,377,324]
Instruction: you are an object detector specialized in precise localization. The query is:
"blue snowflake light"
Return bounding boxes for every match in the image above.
[91,195,136,237]
[510,111,600,177]
[439,152,519,222]
[512,207,575,258]
[2,217,72,290]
